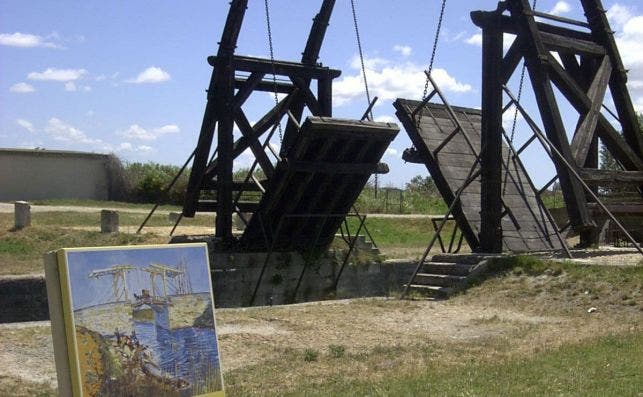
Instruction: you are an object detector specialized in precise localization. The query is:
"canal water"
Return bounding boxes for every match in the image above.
[133,316,221,391]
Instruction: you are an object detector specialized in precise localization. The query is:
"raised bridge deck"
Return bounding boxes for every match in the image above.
[240,116,399,251]
[394,99,563,252]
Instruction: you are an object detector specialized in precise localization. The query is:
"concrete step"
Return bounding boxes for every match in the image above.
[419,262,475,276]
[431,253,501,265]
[405,284,453,298]
[414,273,467,287]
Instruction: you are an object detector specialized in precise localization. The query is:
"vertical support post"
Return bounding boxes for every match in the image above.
[507,0,595,241]
[215,56,235,240]
[480,19,504,253]
[318,72,333,116]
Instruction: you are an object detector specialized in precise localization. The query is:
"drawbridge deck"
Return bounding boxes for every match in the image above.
[240,117,399,251]
[394,99,563,252]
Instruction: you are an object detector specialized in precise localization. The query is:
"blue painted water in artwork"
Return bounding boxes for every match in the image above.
[134,320,220,390]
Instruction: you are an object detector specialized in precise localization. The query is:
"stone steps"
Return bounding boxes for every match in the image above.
[404,254,492,299]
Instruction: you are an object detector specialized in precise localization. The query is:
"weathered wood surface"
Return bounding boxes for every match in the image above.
[240,116,399,251]
[395,99,563,252]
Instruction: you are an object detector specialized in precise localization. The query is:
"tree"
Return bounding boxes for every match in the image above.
[405,175,438,195]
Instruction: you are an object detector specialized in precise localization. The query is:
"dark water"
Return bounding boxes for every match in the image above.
[134,317,221,392]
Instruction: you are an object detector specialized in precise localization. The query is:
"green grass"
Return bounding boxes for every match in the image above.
[0,223,164,275]
[0,211,214,228]
[29,198,182,211]
[225,331,643,397]
[344,216,461,250]
[355,188,447,214]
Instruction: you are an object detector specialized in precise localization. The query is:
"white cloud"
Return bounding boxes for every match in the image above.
[116,142,155,154]
[607,5,643,113]
[502,105,524,129]
[333,55,471,107]
[45,117,101,144]
[465,33,482,46]
[549,1,572,16]
[374,115,396,123]
[118,123,180,141]
[607,4,633,28]
[465,32,516,50]
[127,66,171,84]
[10,82,35,93]
[16,119,35,133]
[28,68,87,82]
[0,32,59,48]
[64,82,77,92]
[393,45,412,57]
[385,148,401,158]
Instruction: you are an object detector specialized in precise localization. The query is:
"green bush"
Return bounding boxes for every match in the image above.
[121,162,188,205]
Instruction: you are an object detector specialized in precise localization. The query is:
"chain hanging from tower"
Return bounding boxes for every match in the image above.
[264,0,284,144]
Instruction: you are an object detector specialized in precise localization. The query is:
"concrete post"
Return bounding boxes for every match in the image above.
[101,210,119,233]
[14,201,31,230]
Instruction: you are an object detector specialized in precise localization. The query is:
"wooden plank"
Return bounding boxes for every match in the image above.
[240,117,399,250]
[540,31,605,56]
[579,169,643,185]
[580,0,643,160]
[208,55,342,80]
[570,56,612,165]
[395,98,563,252]
[234,110,275,178]
[288,160,378,174]
[547,56,643,170]
[508,0,594,233]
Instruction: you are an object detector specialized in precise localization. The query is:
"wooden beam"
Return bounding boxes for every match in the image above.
[208,55,341,80]
[507,0,594,233]
[183,0,248,228]
[570,56,612,165]
[540,31,605,56]
[581,0,643,159]
[502,37,524,84]
[547,55,643,170]
[232,72,264,110]
[197,200,259,213]
[290,77,323,115]
[234,77,294,95]
[233,111,276,177]
[202,180,268,191]
[472,11,595,42]
[579,169,643,185]
[203,92,297,180]
[480,19,505,253]
[283,0,337,157]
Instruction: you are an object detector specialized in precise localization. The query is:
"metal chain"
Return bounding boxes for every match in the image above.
[503,0,537,194]
[508,0,537,143]
[350,0,378,194]
[421,0,448,100]
[350,0,373,121]
[264,0,283,144]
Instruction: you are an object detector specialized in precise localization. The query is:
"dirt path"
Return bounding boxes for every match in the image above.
[0,202,166,215]
[0,202,438,218]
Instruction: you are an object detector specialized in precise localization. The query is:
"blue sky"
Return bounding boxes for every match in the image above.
[65,245,211,310]
[2,1,642,188]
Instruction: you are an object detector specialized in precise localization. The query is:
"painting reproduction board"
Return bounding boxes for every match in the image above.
[44,243,225,397]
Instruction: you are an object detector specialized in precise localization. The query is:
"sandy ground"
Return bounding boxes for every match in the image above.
[1,285,640,391]
[0,299,563,388]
